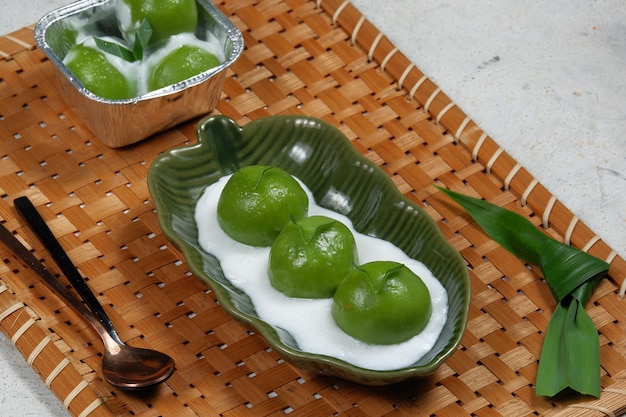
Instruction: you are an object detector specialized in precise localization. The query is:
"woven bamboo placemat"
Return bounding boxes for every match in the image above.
[1,0,625,416]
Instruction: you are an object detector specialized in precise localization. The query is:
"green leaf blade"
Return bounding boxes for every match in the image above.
[132,19,153,60]
[436,187,546,265]
[436,185,609,398]
[535,297,600,398]
[539,239,609,301]
[93,37,136,62]
[534,301,570,396]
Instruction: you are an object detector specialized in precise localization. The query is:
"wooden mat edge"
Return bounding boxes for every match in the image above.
[0,25,118,417]
[0,276,114,416]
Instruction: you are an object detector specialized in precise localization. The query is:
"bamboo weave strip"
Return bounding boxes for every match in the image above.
[0,0,625,416]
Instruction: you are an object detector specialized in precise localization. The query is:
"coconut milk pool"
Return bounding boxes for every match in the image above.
[194,174,448,371]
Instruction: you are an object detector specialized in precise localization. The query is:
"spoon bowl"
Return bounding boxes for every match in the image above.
[102,343,175,390]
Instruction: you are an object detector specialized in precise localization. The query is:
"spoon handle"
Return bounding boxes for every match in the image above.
[14,196,123,344]
[0,222,116,347]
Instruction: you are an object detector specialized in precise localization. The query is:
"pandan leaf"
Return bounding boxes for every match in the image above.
[132,19,153,60]
[94,19,152,62]
[93,37,136,62]
[535,282,601,397]
[436,186,609,398]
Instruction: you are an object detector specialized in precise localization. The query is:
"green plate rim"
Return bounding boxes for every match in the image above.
[147,114,470,385]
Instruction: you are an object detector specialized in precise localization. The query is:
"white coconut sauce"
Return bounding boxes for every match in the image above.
[194,175,449,371]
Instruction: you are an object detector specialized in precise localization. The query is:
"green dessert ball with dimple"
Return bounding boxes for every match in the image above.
[217,166,309,247]
[269,215,358,299]
[147,44,220,91]
[63,43,135,100]
[332,261,432,345]
[116,0,198,45]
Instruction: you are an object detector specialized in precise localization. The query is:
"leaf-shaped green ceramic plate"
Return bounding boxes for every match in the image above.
[147,115,470,385]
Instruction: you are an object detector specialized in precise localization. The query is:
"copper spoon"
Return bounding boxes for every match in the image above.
[0,212,175,390]
[14,197,125,344]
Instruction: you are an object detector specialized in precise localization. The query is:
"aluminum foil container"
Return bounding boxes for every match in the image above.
[34,0,244,147]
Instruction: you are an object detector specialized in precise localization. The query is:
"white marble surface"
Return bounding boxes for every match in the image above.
[0,1,624,416]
